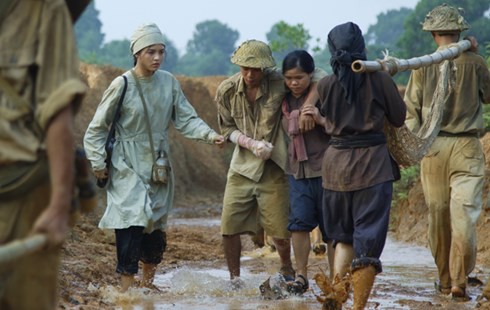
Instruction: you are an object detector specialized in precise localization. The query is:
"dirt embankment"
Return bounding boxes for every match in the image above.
[58,63,490,308]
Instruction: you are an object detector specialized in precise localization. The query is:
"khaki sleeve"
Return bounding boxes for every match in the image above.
[404,69,424,132]
[311,68,328,82]
[35,0,86,131]
[215,80,238,139]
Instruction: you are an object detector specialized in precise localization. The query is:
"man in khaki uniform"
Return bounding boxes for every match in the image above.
[0,0,87,309]
[216,40,323,287]
[404,4,490,301]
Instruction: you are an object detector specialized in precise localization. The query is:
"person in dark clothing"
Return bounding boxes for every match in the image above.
[303,22,406,309]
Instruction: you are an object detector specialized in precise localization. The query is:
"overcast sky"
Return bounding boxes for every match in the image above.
[95,0,420,53]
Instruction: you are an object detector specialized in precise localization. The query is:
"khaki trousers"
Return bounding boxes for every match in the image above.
[0,180,61,310]
[221,160,290,239]
[420,136,484,288]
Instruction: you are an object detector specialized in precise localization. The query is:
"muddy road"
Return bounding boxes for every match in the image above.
[63,212,489,310]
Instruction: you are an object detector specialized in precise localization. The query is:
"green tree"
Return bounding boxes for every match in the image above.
[97,36,180,72]
[365,8,413,60]
[98,39,131,69]
[366,8,413,47]
[397,0,490,60]
[177,20,239,76]
[312,46,332,74]
[267,21,312,63]
[486,42,490,66]
[74,1,104,62]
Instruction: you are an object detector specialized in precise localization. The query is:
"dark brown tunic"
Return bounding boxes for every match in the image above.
[318,71,406,191]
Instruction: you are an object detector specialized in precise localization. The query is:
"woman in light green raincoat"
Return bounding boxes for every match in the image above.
[83,23,224,292]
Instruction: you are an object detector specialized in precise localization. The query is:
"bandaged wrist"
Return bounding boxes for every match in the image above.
[229,130,256,150]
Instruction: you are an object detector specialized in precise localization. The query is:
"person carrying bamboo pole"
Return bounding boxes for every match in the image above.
[0,0,88,309]
[404,4,490,301]
[304,21,406,309]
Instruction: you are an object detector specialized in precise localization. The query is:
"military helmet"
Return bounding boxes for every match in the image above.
[422,3,469,32]
[230,40,275,69]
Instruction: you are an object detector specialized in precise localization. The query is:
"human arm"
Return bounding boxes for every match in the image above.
[229,130,273,160]
[383,75,407,128]
[215,79,270,158]
[299,68,327,132]
[171,77,224,144]
[403,70,424,131]
[300,104,326,128]
[209,132,225,148]
[477,54,490,104]
[31,106,73,247]
[83,77,125,177]
[464,35,479,54]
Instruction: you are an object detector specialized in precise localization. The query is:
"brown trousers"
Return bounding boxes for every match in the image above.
[421,136,484,288]
[0,180,61,310]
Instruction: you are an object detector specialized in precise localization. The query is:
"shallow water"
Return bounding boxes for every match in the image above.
[107,218,486,309]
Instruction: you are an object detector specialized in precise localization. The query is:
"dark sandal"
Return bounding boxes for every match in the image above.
[287,274,309,295]
[279,266,296,282]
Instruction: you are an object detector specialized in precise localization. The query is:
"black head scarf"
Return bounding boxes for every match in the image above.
[328,22,367,105]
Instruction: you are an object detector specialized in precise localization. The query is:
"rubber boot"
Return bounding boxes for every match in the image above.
[352,265,376,310]
[142,263,157,288]
[332,243,354,279]
[120,274,135,292]
[326,240,335,280]
[482,280,490,301]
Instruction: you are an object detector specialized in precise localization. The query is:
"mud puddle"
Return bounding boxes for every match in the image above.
[102,218,487,309]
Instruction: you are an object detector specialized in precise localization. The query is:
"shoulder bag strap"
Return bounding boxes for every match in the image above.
[130,70,156,162]
[105,75,127,150]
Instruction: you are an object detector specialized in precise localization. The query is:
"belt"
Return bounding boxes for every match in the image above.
[328,133,386,149]
[438,131,480,138]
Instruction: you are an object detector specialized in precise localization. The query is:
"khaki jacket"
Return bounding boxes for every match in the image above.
[405,48,490,135]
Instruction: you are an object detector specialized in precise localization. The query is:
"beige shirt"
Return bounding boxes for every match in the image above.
[216,68,286,182]
[405,47,490,135]
[0,0,86,164]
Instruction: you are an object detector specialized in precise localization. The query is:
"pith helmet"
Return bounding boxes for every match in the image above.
[422,3,469,32]
[231,40,275,69]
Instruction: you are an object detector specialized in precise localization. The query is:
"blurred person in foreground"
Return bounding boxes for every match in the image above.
[84,22,224,292]
[404,4,490,301]
[304,22,406,309]
[0,0,88,309]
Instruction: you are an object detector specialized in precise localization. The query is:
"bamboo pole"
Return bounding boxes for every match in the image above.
[351,40,471,74]
[0,234,47,264]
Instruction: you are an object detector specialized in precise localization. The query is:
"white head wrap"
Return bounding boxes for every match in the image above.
[130,23,165,55]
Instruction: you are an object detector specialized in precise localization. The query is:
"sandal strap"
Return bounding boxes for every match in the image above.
[296,274,309,286]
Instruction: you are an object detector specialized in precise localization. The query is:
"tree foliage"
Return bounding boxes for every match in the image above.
[74,1,104,62]
[73,0,490,79]
[97,39,131,69]
[397,0,490,60]
[176,20,239,76]
[366,8,413,47]
[365,8,413,60]
[267,21,311,63]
